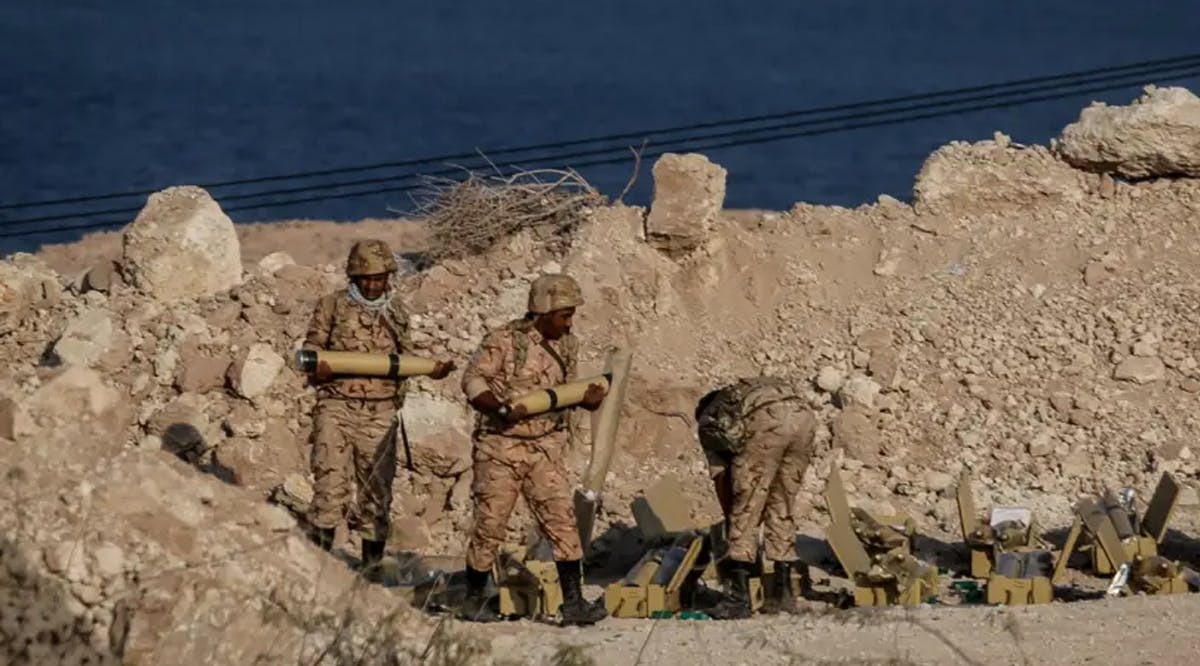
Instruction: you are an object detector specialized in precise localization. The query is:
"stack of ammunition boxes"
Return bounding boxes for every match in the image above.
[493,546,563,618]
[604,533,708,618]
[824,469,938,607]
[956,472,1059,605]
[985,551,1054,605]
[1073,473,1190,596]
[1086,474,1179,576]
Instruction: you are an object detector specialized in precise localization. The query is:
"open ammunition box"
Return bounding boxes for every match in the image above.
[825,468,914,558]
[985,550,1055,605]
[1085,473,1180,576]
[956,471,1040,579]
[745,561,808,612]
[1074,483,1190,597]
[824,468,938,607]
[851,549,939,607]
[604,532,708,618]
[1129,555,1189,595]
[850,507,916,556]
[493,546,562,618]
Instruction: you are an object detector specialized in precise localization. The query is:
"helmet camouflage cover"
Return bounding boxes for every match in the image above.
[527,273,583,314]
[346,239,398,276]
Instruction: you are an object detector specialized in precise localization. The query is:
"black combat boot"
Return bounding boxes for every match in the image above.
[310,526,335,552]
[762,561,799,614]
[361,539,386,581]
[556,560,607,626]
[708,560,753,620]
[456,566,500,623]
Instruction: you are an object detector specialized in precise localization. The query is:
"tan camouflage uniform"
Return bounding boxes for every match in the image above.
[698,377,816,563]
[461,318,582,571]
[303,242,410,543]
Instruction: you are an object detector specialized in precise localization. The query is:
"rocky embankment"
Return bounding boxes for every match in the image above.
[3,85,1200,664]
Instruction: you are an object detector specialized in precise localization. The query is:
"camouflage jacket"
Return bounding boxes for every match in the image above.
[696,376,804,476]
[302,288,411,402]
[461,318,579,439]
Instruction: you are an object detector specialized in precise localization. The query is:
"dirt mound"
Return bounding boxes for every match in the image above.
[0,364,476,665]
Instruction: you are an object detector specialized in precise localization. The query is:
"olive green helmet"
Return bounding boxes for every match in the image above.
[527,273,583,314]
[346,239,397,276]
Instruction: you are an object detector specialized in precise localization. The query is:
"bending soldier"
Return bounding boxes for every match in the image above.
[457,274,609,625]
[695,376,817,618]
[302,239,454,574]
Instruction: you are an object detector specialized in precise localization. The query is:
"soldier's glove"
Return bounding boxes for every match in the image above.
[309,360,334,383]
[470,390,505,414]
[428,360,456,380]
[504,404,528,422]
[579,382,607,411]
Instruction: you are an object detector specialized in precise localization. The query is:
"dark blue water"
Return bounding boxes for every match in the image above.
[2,1,1198,254]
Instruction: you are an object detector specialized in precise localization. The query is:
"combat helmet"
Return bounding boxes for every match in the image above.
[346,239,398,276]
[527,274,583,314]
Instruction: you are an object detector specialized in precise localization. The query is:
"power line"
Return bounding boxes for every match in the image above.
[3,51,1200,212]
[4,57,1200,233]
[5,65,1196,241]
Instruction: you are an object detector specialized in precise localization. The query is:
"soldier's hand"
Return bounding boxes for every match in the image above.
[580,382,607,411]
[429,360,456,380]
[310,360,334,383]
[470,390,504,414]
[505,403,528,422]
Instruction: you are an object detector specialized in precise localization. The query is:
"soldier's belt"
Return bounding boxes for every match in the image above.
[295,350,437,379]
[496,372,613,419]
[476,414,568,439]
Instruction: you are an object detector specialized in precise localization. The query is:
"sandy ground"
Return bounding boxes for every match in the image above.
[482,592,1200,665]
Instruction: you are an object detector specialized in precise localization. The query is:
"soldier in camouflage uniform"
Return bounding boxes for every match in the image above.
[695,376,817,618]
[457,273,609,625]
[302,239,454,572]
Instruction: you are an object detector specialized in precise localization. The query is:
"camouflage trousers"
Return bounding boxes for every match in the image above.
[465,431,582,571]
[308,398,398,542]
[727,403,817,563]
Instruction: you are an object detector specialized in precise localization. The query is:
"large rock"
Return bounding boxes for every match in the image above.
[0,254,62,335]
[1055,86,1200,178]
[399,393,471,477]
[832,406,881,464]
[256,251,295,276]
[216,418,304,490]
[52,308,115,368]
[214,437,272,488]
[81,260,123,295]
[912,137,1089,215]
[645,153,727,257]
[838,374,881,410]
[1113,356,1166,384]
[271,473,315,516]
[121,186,243,302]
[174,341,231,394]
[388,516,432,553]
[228,343,285,399]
